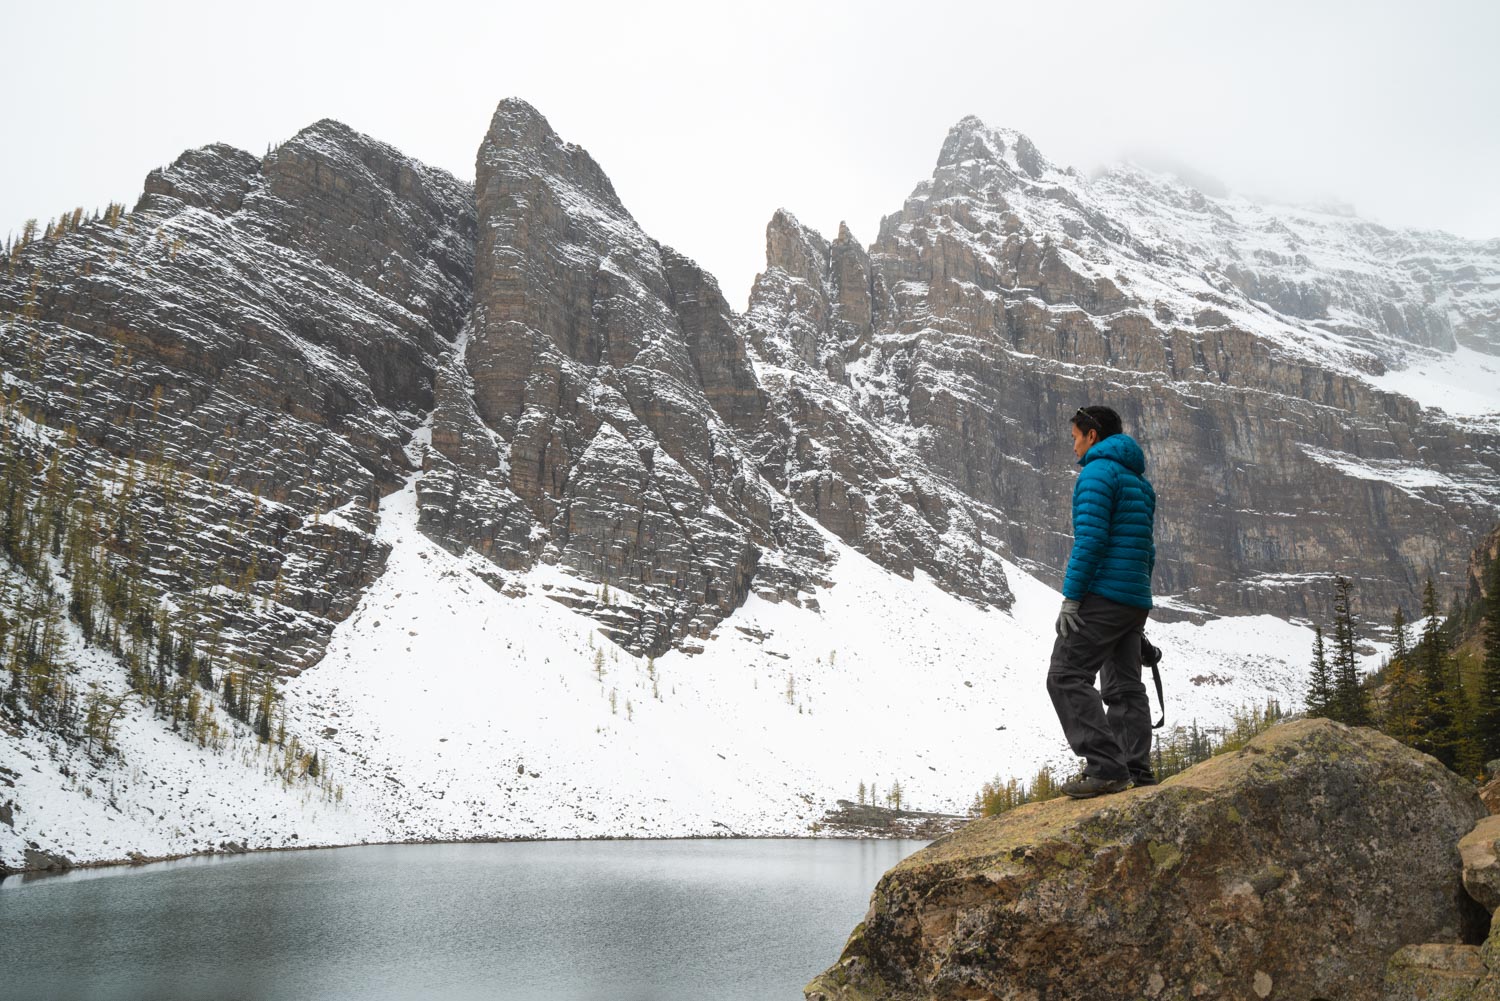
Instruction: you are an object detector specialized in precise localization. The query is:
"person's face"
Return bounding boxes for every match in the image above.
[1070,423,1098,459]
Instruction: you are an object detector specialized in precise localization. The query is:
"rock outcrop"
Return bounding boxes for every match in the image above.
[1461,816,1500,914]
[1480,777,1500,815]
[817,800,970,840]
[807,719,1486,1001]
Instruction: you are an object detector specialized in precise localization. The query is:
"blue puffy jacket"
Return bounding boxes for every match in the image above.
[1061,433,1156,609]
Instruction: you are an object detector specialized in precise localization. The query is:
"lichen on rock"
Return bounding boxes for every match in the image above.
[806,719,1486,1001]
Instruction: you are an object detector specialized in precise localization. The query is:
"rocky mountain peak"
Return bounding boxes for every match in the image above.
[935,114,1049,179]
[423,101,837,655]
[764,208,831,289]
[936,114,995,165]
[291,116,363,144]
[479,97,625,216]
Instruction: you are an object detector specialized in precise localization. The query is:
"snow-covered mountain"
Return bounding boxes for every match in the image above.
[1,99,1496,871]
[2,464,1313,866]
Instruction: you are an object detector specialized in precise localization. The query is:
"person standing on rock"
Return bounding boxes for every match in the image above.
[1047,405,1158,798]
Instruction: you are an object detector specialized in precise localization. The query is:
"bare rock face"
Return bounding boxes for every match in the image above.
[0,121,475,672]
[745,210,1011,609]
[1469,524,1500,606]
[422,99,831,654]
[807,719,1486,1001]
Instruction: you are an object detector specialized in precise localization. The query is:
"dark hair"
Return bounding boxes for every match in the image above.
[1071,406,1122,440]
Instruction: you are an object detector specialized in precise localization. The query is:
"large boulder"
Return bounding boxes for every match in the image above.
[1479,776,1500,816]
[807,718,1486,1001]
[1383,945,1497,1001]
[1384,814,1500,1000]
[1462,816,1500,913]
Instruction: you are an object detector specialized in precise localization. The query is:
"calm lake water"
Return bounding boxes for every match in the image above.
[0,838,927,1001]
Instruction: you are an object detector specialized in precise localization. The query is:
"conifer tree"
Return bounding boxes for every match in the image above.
[1383,608,1424,745]
[255,685,272,743]
[1417,579,1459,768]
[1477,555,1500,764]
[1304,626,1334,718]
[1331,576,1370,726]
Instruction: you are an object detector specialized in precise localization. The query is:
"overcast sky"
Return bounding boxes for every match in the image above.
[5,0,1497,308]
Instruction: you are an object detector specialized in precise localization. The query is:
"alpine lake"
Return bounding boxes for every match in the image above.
[0,837,927,1001]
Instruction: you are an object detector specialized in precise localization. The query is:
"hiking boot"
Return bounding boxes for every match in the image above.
[1130,772,1158,787]
[1061,775,1130,799]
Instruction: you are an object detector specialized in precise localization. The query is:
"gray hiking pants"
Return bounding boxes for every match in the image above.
[1046,594,1152,781]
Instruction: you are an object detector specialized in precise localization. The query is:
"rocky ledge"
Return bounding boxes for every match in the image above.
[816,801,971,840]
[807,718,1487,1001]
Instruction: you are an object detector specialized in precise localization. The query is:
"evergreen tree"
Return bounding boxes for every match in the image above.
[1417,579,1460,768]
[255,685,272,743]
[1383,608,1425,745]
[1304,626,1334,718]
[1478,555,1500,764]
[1330,576,1370,726]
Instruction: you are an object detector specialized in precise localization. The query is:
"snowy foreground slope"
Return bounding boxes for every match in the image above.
[2,473,1316,869]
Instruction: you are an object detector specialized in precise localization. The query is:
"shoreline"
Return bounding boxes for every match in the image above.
[0,823,957,885]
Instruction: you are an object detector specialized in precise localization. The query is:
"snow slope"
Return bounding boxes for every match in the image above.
[1365,344,1500,419]
[4,472,1318,869]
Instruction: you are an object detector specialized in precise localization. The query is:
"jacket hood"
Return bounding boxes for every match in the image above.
[1080,433,1146,474]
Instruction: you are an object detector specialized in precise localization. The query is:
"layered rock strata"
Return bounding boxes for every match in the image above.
[421,100,838,654]
[0,121,474,671]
